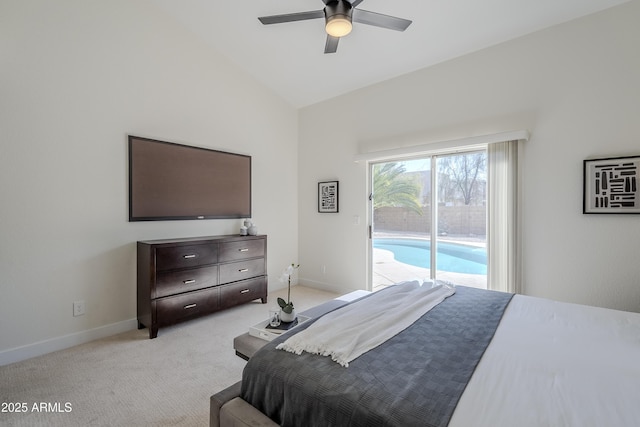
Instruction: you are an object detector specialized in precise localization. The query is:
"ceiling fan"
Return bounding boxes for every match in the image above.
[258,0,412,54]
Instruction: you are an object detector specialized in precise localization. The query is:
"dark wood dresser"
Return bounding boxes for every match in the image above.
[137,234,267,338]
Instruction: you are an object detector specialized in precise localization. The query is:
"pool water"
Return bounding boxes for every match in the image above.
[374,238,487,275]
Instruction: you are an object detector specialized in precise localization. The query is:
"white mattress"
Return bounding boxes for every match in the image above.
[449,294,640,427]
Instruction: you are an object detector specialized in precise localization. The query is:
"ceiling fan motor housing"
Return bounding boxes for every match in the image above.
[325,1,353,25]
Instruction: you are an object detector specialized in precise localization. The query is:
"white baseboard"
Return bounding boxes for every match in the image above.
[299,277,364,295]
[0,318,138,367]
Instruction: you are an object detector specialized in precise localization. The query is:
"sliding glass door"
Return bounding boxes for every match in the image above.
[370,151,487,291]
[434,153,487,288]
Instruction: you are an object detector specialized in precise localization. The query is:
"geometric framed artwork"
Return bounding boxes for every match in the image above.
[583,155,639,214]
[318,181,339,213]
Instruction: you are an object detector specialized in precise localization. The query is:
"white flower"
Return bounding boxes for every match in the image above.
[279,264,299,282]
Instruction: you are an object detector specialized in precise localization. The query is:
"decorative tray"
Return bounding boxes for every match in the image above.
[249,315,311,341]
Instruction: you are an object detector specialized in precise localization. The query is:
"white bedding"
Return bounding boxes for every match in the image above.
[450,294,640,427]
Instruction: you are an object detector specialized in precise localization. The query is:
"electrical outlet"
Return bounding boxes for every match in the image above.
[321,265,326,275]
[73,300,85,317]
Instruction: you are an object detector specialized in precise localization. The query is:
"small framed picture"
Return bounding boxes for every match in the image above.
[583,155,639,214]
[318,181,339,213]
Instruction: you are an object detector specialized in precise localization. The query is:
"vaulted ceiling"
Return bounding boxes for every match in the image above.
[155,0,628,108]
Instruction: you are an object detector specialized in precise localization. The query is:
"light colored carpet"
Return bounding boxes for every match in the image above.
[0,286,340,427]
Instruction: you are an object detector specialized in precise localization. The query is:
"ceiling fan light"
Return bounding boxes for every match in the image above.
[326,15,352,37]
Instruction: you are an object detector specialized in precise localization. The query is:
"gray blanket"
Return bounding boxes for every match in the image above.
[241,285,513,427]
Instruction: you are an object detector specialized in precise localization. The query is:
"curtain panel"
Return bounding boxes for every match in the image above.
[487,140,521,294]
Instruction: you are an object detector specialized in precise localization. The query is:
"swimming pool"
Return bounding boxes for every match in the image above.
[373,238,487,275]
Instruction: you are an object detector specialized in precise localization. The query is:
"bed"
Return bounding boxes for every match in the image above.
[211,283,640,427]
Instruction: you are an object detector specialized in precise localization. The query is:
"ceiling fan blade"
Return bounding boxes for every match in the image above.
[258,10,324,25]
[353,9,412,31]
[350,0,365,8]
[324,35,340,54]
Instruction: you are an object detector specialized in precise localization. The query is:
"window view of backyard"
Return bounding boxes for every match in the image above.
[372,151,487,291]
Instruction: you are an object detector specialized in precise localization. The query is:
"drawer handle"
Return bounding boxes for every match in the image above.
[183,254,197,259]
[240,289,250,294]
[184,303,197,309]
[183,279,196,285]
[238,268,249,273]
[238,248,249,252]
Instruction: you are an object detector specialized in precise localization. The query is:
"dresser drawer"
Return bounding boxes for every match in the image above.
[156,287,220,326]
[218,239,265,263]
[219,277,267,309]
[155,244,218,271]
[219,258,266,284]
[155,266,218,298]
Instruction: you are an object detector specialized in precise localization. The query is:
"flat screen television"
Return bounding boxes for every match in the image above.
[128,135,251,221]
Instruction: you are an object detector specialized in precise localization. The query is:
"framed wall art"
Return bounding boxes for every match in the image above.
[318,181,339,213]
[583,155,639,214]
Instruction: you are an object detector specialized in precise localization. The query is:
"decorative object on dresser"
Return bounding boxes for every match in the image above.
[137,234,267,339]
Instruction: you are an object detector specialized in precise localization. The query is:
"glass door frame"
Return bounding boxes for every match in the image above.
[367,155,437,291]
[367,147,488,291]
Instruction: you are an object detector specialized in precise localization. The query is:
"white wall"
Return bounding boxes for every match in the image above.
[0,0,298,363]
[298,1,640,312]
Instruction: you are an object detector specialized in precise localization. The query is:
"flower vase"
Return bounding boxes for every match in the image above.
[280,308,296,323]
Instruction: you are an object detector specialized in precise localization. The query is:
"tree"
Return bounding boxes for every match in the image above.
[438,152,486,205]
[372,162,423,215]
